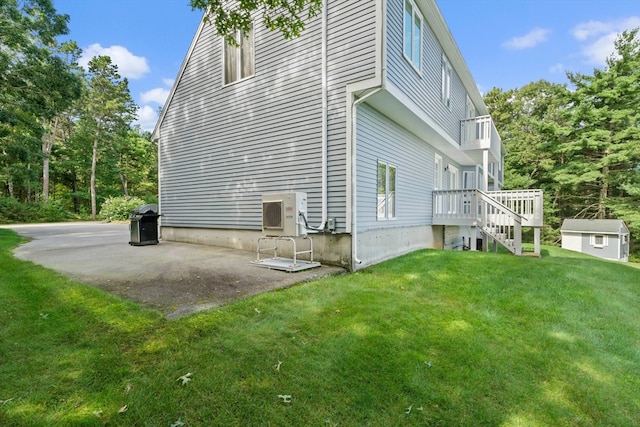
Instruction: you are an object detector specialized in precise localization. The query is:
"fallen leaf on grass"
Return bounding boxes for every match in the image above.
[170,419,185,427]
[274,361,282,372]
[177,372,192,385]
[118,405,128,414]
[125,383,132,394]
[278,395,292,403]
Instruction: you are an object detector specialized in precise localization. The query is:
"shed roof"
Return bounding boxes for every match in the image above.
[560,219,629,234]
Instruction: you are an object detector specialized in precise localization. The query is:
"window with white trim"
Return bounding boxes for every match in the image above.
[591,234,608,248]
[223,25,254,84]
[403,0,422,72]
[377,161,397,220]
[434,154,443,214]
[441,54,452,108]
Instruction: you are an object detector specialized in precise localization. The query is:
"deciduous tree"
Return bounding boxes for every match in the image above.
[190,0,322,43]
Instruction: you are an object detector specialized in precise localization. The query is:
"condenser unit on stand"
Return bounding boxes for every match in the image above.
[250,192,321,272]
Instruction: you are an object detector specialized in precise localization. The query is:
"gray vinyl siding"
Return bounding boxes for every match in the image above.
[159,20,323,230]
[581,234,620,260]
[356,103,459,232]
[385,0,467,143]
[159,1,377,232]
[326,1,377,227]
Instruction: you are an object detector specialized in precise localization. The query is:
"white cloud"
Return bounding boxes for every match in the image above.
[503,27,551,50]
[549,63,565,74]
[135,105,159,132]
[79,43,150,80]
[571,16,640,66]
[141,87,170,105]
[162,78,175,87]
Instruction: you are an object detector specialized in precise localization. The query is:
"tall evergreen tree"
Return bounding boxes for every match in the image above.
[556,29,640,222]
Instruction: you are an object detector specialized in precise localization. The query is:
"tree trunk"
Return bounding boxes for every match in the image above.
[598,164,609,219]
[42,117,59,204]
[91,125,100,219]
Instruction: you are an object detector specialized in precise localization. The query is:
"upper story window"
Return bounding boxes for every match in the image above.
[466,95,476,118]
[224,25,254,85]
[403,0,422,72]
[441,54,452,108]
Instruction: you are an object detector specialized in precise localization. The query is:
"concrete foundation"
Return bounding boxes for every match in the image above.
[161,225,445,271]
[160,227,353,269]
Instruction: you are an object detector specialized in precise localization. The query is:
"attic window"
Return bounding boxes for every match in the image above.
[223,25,254,84]
[403,0,422,72]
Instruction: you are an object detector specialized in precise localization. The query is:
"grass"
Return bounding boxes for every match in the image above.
[1,228,639,426]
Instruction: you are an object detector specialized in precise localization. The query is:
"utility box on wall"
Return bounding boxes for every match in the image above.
[262,192,307,237]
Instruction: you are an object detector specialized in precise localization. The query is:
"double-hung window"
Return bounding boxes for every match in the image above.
[224,25,254,84]
[403,0,422,72]
[441,54,452,108]
[377,161,397,220]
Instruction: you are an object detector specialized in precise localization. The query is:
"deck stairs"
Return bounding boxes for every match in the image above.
[433,189,543,256]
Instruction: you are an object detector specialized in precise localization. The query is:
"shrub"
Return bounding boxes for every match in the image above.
[0,197,71,223]
[99,196,147,222]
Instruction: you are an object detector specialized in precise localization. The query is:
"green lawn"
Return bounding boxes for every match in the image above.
[1,229,639,426]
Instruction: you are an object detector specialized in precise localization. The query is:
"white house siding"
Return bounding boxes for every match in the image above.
[561,232,582,253]
[385,0,468,145]
[159,2,377,235]
[355,103,460,265]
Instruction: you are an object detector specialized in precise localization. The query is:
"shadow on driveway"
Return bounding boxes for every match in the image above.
[2,222,345,319]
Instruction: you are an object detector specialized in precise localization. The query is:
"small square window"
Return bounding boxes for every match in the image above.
[591,234,608,248]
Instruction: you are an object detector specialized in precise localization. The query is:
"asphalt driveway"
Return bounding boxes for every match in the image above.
[2,222,344,319]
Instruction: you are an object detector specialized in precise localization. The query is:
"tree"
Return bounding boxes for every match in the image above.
[486,29,640,252]
[79,56,137,219]
[190,0,322,43]
[0,0,81,203]
[39,42,83,203]
[555,29,640,221]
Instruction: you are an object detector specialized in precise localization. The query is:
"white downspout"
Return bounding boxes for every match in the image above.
[351,87,382,266]
[317,0,328,230]
[350,0,386,268]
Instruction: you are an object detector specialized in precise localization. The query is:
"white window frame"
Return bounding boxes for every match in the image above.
[223,25,255,85]
[466,95,476,118]
[434,154,443,215]
[377,161,397,220]
[403,0,423,73]
[591,234,608,248]
[441,54,452,108]
[447,164,459,214]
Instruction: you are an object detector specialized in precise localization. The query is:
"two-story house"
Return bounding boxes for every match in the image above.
[152,0,543,271]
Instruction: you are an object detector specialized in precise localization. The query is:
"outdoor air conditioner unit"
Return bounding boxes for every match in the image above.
[262,192,307,237]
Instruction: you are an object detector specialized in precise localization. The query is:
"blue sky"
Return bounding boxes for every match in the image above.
[54,0,639,131]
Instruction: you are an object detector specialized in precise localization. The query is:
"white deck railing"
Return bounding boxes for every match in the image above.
[433,189,543,255]
[488,189,543,227]
[460,115,502,160]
